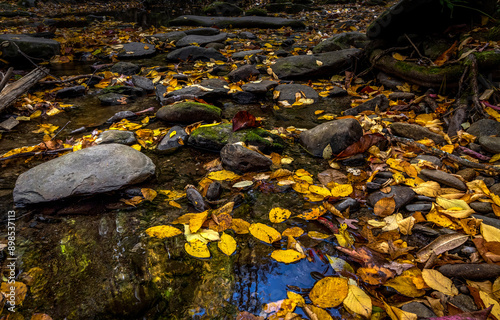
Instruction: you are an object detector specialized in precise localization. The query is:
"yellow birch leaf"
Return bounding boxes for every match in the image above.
[426,209,455,229]
[384,301,417,320]
[485,107,500,122]
[287,291,305,307]
[131,144,141,151]
[309,185,332,197]
[271,249,306,264]
[436,197,470,210]
[282,227,304,238]
[493,277,500,300]
[479,291,500,320]
[441,144,455,154]
[374,197,396,217]
[481,223,500,242]
[230,218,250,234]
[207,170,241,181]
[189,210,210,233]
[490,153,500,163]
[293,181,310,194]
[392,52,407,61]
[145,225,182,239]
[398,216,416,235]
[30,110,42,119]
[249,223,282,243]
[218,232,237,256]
[335,224,355,247]
[184,239,210,258]
[309,277,348,308]
[422,269,458,296]
[213,201,234,216]
[326,255,355,273]
[308,231,331,240]
[141,188,157,201]
[297,206,326,220]
[168,200,182,208]
[412,181,441,197]
[269,207,292,223]
[331,184,353,197]
[386,268,426,297]
[304,305,333,320]
[343,284,372,318]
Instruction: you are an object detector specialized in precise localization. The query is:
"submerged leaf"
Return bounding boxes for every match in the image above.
[145,225,182,239]
[271,249,306,264]
[249,223,282,244]
[269,207,292,223]
[309,277,348,308]
[232,110,259,132]
[218,232,237,256]
[184,239,210,258]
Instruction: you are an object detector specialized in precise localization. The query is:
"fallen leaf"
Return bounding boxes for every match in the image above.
[185,239,210,258]
[478,292,500,320]
[218,232,237,256]
[481,223,500,242]
[231,218,250,234]
[249,223,282,244]
[330,184,353,197]
[374,197,396,217]
[309,277,348,308]
[0,281,28,306]
[287,291,305,307]
[30,314,53,320]
[335,133,385,159]
[207,170,241,181]
[232,110,259,132]
[271,249,306,264]
[422,269,458,296]
[416,233,468,263]
[384,301,417,320]
[412,181,441,197]
[141,188,157,201]
[145,225,182,239]
[343,284,372,318]
[269,207,292,223]
[386,268,426,297]
[282,227,304,238]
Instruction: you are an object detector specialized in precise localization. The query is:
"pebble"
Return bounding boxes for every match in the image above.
[405,202,432,212]
[450,294,478,312]
[469,202,493,214]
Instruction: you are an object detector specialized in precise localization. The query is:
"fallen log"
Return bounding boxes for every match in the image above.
[0,66,49,113]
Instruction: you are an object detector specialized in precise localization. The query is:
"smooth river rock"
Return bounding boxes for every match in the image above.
[367,185,416,210]
[13,144,155,206]
[169,15,306,29]
[420,169,467,191]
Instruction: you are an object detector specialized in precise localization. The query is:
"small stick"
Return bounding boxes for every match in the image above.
[51,120,71,141]
[39,74,103,85]
[404,34,434,65]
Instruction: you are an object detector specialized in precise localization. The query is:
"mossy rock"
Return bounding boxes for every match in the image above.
[203,1,243,16]
[156,101,222,124]
[245,8,267,16]
[188,123,286,152]
[100,85,144,97]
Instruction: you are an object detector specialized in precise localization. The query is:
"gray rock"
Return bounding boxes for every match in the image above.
[242,80,278,94]
[476,175,495,187]
[110,61,140,75]
[312,32,368,53]
[205,42,226,50]
[271,49,362,79]
[438,264,500,281]
[343,94,389,116]
[449,294,478,313]
[131,75,154,92]
[334,198,359,212]
[469,201,492,214]
[228,64,260,82]
[157,125,188,153]
[161,82,229,103]
[200,78,228,88]
[274,84,319,104]
[467,119,500,137]
[230,91,257,104]
[206,181,222,200]
[185,27,220,36]
[55,85,86,98]
[0,34,60,61]
[391,122,446,145]
[149,31,187,43]
[410,154,442,167]
[239,31,257,39]
[299,118,363,157]
[156,101,221,124]
[166,46,227,62]
[203,2,243,16]
[221,143,272,173]
[327,86,347,96]
[175,33,227,48]
[169,15,306,29]
[389,92,415,100]
[377,72,404,90]
[420,169,467,191]
[101,85,144,97]
[0,117,19,131]
[106,110,136,123]
[232,49,263,60]
[368,185,416,210]
[405,202,432,212]
[490,183,500,196]
[117,42,156,59]
[97,130,136,145]
[13,144,155,206]
[98,93,131,106]
[401,302,436,318]
[456,168,477,182]
[478,136,500,154]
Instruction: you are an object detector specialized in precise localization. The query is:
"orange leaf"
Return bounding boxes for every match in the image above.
[434,41,457,66]
[374,197,396,217]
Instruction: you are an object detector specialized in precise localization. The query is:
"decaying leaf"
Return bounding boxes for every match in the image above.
[374,197,396,217]
[309,277,348,308]
[184,239,211,258]
[232,110,259,132]
[386,268,426,297]
[422,269,458,296]
[481,223,500,243]
[343,284,372,318]
[269,207,292,223]
[416,233,468,263]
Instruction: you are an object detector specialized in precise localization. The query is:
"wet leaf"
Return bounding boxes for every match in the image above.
[393,52,407,61]
[343,284,372,318]
[335,133,385,159]
[249,223,282,244]
[412,181,441,197]
[232,110,259,132]
[326,255,355,273]
[168,200,182,208]
[269,207,292,223]
[297,206,326,220]
[184,239,210,258]
[478,291,500,320]
[207,170,241,181]
[282,227,304,238]
[233,180,253,188]
[30,314,53,320]
[141,188,157,201]
[416,233,468,263]
[287,291,305,307]
[308,231,331,240]
[386,268,426,297]
[218,232,237,256]
[335,224,355,247]
[309,277,349,308]
[0,281,27,306]
[304,305,333,320]
[374,197,396,217]
[271,249,306,264]
[384,301,417,320]
[481,223,500,242]
[231,218,250,234]
[309,185,331,197]
[494,277,500,300]
[145,225,182,239]
[330,184,353,197]
[422,269,458,296]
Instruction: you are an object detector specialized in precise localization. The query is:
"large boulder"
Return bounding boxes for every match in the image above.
[271,48,362,79]
[313,32,368,53]
[175,33,228,48]
[467,119,500,137]
[299,118,363,157]
[13,144,155,206]
[0,34,60,62]
[169,15,306,29]
[166,46,227,62]
[156,101,222,124]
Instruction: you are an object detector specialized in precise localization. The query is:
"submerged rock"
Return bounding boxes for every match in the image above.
[13,144,155,206]
[274,84,319,104]
[313,32,368,53]
[169,15,306,29]
[299,118,363,157]
[420,169,467,191]
[97,130,136,145]
[110,61,140,75]
[367,185,416,210]
[228,64,260,82]
[157,125,188,153]
[221,143,273,173]
[343,94,389,115]
[156,101,222,124]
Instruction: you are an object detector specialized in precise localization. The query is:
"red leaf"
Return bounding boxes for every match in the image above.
[335,133,385,159]
[232,111,259,132]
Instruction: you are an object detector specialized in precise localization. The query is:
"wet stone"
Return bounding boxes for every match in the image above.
[55,85,86,98]
[274,84,319,104]
[185,27,220,36]
[476,176,495,187]
[490,183,500,196]
[377,72,404,90]
[420,169,467,191]
[117,42,156,59]
[401,302,436,318]
[450,294,478,312]
[230,91,257,104]
[97,130,136,145]
[157,126,189,153]
[110,61,140,75]
[175,33,228,48]
[469,202,493,214]
[98,93,131,106]
[241,80,278,94]
[327,86,347,96]
[132,75,154,92]
[169,15,306,29]
[405,202,432,212]
[228,64,260,82]
[478,136,500,154]
[343,94,389,116]
[410,154,442,167]
[238,31,257,39]
[156,101,222,124]
[456,168,477,181]
[367,185,416,210]
[388,92,415,100]
[166,46,227,62]
[232,49,264,60]
[312,31,368,53]
[206,181,223,201]
[391,122,446,145]
[438,264,500,281]
[107,110,136,123]
[0,34,60,61]
[221,143,273,174]
[334,197,359,212]
[467,119,500,137]
[149,31,187,43]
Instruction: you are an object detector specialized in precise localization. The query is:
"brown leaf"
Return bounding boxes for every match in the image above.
[416,233,468,263]
[374,197,396,217]
[232,110,260,132]
[434,41,458,66]
[335,133,385,159]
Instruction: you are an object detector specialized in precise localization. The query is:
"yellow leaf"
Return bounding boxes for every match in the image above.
[436,197,474,218]
[292,181,310,193]
[130,144,141,151]
[145,225,182,239]
[189,211,210,233]
[330,184,353,197]
[426,208,455,229]
[309,277,348,308]
[412,181,441,197]
[30,110,42,119]
[309,185,332,197]
[441,144,455,154]
[326,255,355,273]
[479,291,500,320]
[230,218,250,234]
[168,200,182,208]
[287,291,305,307]
[392,52,407,61]
[304,305,333,320]
[316,60,323,66]
[282,227,304,238]
[422,269,458,296]
[308,231,331,240]
[1,281,27,306]
[218,232,237,256]
[121,196,143,206]
[269,207,292,223]
[207,170,241,181]
[384,301,417,320]
[141,188,157,201]
[485,107,500,122]
[374,197,396,217]
[386,268,426,297]
[184,239,210,258]
[249,223,282,244]
[297,206,326,220]
[31,314,53,320]
[493,277,500,300]
[481,223,500,242]
[271,249,306,264]
[335,224,355,247]
[343,284,372,318]
[490,153,500,163]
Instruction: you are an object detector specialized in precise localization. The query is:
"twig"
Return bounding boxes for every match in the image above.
[404,34,434,65]
[468,54,487,117]
[39,74,103,85]
[0,147,73,162]
[388,135,500,173]
[0,67,14,92]
[51,120,71,141]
